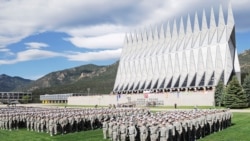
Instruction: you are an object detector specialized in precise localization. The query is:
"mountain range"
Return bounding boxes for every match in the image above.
[0,74,32,92]
[0,49,249,102]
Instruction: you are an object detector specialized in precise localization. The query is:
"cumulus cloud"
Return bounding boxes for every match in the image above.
[65,49,122,61]
[65,33,124,49]
[0,48,121,65]
[0,48,10,52]
[59,24,128,37]
[0,49,61,65]
[1,0,248,46]
[25,42,49,49]
[0,0,250,66]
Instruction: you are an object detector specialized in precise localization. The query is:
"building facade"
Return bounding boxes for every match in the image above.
[40,93,86,104]
[113,4,241,94]
[0,92,32,103]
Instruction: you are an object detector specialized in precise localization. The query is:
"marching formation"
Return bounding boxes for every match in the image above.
[0,106,232,141]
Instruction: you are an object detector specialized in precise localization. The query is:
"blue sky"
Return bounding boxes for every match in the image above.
[0,0,250,80]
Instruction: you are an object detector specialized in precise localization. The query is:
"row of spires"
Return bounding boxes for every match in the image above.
[124,3,234,44]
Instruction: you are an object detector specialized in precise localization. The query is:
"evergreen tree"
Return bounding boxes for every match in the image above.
[214,80,224,106]
[242,74,250,106]
[224,76,248,108]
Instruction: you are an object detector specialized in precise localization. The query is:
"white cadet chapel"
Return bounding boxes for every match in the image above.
[113,4,241,95]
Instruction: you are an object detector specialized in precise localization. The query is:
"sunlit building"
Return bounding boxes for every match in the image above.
[113,4,240,94]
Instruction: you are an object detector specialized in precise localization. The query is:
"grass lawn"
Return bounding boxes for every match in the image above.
[0,112,249,141]
[200,112,250,141]
[0,128,107,141]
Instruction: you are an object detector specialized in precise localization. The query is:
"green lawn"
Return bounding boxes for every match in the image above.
[0,112,249,141]
[200,112,250,141]
[0,128,107,141]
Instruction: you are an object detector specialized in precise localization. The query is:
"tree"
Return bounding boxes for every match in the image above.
[214,80,225,106]
[224,76,248,108]
[242,74,250,106]
[22,95,30,104]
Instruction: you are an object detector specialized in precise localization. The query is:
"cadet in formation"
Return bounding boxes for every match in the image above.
[0,106,232,141]
[101,108,232,141]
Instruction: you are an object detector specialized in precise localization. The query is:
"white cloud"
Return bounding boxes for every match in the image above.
[0,48,10,52]
[16,49,60,61]
[59,24,128,37]
[0,49,61,65]
[0,48,121,65]
[65,33,124,49]
[25,42,49,49]
[0,0,250,65]
[65,49,122,61]
[1,1,249,46]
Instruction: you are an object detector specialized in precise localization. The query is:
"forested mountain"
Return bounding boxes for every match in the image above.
[30,62,119,102]
[239,49,250,75]
[0,74,33,91]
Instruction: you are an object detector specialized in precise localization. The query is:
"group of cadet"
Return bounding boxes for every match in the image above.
[0,106,232,140]
[0,106,114,136]
[102,108,232,141]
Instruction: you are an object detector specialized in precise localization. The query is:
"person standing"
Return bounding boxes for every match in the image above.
[119,121,128,141]
[49,116,55,136]
[159,122,169,141]
[40,116,46,132]
[8,114,13,131]
[174,119,182,141]
[108,119,114,139]
[149,122,159,141]
[139,122,148,141]
[102,118,109,139]
[128,122,137,141]
[112,122,119,141]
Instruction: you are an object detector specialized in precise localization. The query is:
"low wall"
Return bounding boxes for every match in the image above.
[68,90,215,106]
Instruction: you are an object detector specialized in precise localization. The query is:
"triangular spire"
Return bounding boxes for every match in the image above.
[227,2,234,27]
[218,5,226,42]
[186,14,192,34]
[166,21,171,40]
[133,30,138,44]
[202,9,208,31]
[159,23,165,40]
[200,9,209,46]
[127,32,132,44]
[194,12,200,32]
[147,25,153,42]
[154,25,159,40]
[172,18,178,37]
[210,7,216,28]
[124,33,128,46]
[142,28,148,42]
[218,5,225,27]
[179,16,185,37]
[137,29,142,43]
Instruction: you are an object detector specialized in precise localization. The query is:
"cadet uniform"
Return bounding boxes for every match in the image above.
[128,122,137,141]
[48,117,55,136]
[149,122,159,141]
[159,122,168,141]
[174,119,182,141]
[112,122,119,141]
[102,119,109,139]
[108,119,114,139]
[139,122,148,141]
[119,122,128,141]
